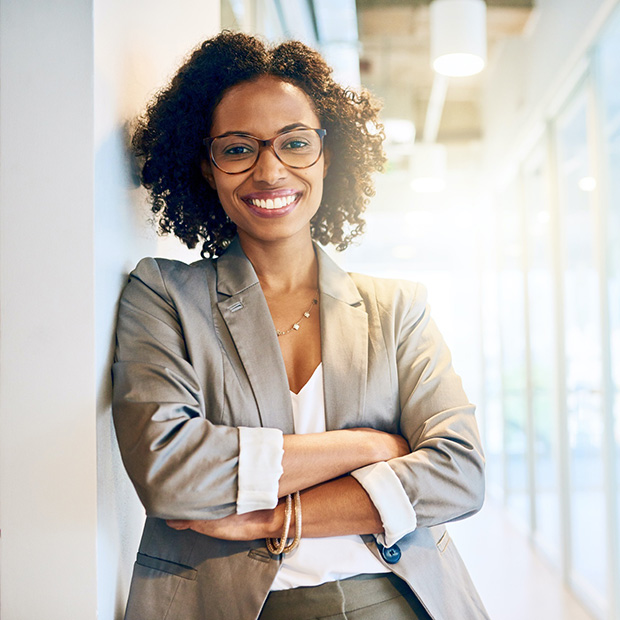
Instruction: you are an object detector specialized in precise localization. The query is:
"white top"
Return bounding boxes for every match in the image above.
[272,364,388,589]
[236,363,418,590]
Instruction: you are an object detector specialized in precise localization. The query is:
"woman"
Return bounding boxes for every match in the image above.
[113,31,487,620]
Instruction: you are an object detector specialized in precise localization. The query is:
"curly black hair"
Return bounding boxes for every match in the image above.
[132,31,386,257]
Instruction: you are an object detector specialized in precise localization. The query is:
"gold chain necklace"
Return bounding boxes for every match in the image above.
[275,290,319,337]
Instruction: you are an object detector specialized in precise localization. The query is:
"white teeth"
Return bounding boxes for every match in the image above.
[249,195,297,209]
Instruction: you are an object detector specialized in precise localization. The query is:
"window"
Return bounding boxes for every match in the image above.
[523,143,561,565]
[497,177,529,525]
[555,83,607,607]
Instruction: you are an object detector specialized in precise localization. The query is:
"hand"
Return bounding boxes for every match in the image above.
[166,506,281,541]
[348,427,410,462]
[382,431,411,460]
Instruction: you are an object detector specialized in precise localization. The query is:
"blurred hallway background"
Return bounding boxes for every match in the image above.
[0,0,618,618]
[220,1,620,618]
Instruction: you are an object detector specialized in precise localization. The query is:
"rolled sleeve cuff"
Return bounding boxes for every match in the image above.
[351,461,417,547]
[236,427,284,515]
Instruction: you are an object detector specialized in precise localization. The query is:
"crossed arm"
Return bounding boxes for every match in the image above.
[167,428,410,540]
[113,260,484,545]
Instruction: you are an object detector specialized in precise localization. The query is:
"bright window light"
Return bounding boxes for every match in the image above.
[433,53,485,77]
[410,142,447,193]
[410,177,446,193]
[578,176,597,192]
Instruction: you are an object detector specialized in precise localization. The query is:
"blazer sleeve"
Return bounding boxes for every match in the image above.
[386,282,485,529]
[112,257,242,521]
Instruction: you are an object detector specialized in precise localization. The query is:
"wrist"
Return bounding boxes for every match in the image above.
[375,432,409,462]
[266,492,302,555]
[345,429,386,465]
[370,432,392,463]
[267,501,286,538]
[348,429,401,464]
[236,508,283,541]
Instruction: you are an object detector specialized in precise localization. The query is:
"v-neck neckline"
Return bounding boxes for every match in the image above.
[289,363,322,397]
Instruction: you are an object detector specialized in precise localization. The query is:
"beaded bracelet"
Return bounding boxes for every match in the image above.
[266,491,302,555]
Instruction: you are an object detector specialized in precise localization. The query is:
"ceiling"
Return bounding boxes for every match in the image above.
[221,0,536,161]
[356,0,535,146]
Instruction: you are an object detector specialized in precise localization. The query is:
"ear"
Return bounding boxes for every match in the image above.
[322,147,331,179]
[200,158,217,189]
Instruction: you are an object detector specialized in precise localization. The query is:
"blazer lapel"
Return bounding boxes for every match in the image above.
[316,246,369,430]
[215,239,369,434]
[215,239,294,433]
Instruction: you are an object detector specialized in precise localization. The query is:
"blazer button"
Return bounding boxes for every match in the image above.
[377,542,401,564]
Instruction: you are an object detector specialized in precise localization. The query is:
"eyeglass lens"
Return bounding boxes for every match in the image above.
[210,129,323,173]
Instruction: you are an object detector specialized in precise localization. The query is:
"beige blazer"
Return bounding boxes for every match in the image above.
[112,237,488,619]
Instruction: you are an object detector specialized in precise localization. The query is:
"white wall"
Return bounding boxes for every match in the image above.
[94,1,219,618]
[0,1,219,618]
[0,1,97,618]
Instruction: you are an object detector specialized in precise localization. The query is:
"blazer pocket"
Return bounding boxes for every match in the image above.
[248,547,272,564]
[136,552,198,580]
[436,530,451,554]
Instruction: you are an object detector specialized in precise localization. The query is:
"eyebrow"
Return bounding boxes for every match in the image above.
[213,123,311,138]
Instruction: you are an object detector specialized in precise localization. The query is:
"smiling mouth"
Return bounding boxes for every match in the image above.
[246,194,299,210]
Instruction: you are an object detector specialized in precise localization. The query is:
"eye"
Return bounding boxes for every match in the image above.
[282,138,311,150]
[212,135,258,161]
[222,143,255,157]
[276,129,320,154]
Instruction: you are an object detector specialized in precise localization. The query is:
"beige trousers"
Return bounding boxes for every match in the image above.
[258,574,432,620]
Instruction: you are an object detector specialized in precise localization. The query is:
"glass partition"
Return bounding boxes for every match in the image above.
[597,8,620,601]
[556,85,607,607]
[481,201,503,497]
[498,179,529,525]
[523,145,561,565]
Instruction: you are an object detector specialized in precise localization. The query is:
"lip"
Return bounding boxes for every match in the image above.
[240,190,301,218]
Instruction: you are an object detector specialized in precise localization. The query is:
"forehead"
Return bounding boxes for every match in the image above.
[210,76,320,136]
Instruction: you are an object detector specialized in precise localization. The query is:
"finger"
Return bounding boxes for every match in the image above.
[166,520,192,530]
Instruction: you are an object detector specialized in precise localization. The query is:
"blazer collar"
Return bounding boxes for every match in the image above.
[215,237,363,305]
[215,237,368,431]
[314,244,363,306]
[315,245,368,430]
[215,237,260,297]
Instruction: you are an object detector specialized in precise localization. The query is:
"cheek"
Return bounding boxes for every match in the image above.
[200,159,217,189]
[307,176,325,214]
[209,183,234,220]
[322,153,331,180]
[311,171,325,197]
[210,175,237,205]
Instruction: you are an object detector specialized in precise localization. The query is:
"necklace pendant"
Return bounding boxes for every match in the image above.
[274,289,318,337]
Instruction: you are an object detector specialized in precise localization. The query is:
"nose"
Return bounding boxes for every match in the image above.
[251,145,287,185]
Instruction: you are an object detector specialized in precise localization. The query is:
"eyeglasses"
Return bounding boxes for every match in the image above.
[204,127,327,175]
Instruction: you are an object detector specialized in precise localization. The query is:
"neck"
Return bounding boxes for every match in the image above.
[237,232,318,294]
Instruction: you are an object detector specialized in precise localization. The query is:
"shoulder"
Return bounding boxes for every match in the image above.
[117,256,219,334]
[131,256,215,281]
[128,256,215,298]
[348,272,428,322]
[119,257,217,319]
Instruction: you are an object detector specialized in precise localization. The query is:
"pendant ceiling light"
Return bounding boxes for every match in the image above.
[430,0,487,77]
